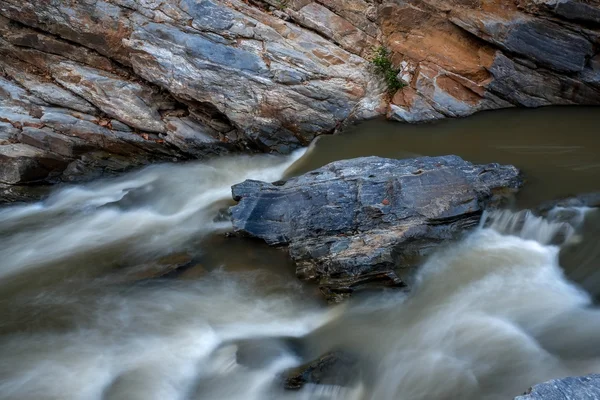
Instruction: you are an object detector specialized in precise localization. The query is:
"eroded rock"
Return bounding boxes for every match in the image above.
[230,155,523,301]
[0,0,387,201]
[0,143,67,184]
[515,374,600,400]
[0,0,598,202]
[382,0,600,122]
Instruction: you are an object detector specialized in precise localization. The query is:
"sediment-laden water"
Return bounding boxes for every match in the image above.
[1,108,599,400]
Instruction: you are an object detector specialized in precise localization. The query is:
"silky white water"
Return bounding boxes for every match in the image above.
[0,150,599,400]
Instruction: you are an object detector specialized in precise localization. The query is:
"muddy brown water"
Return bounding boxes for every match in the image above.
[289,107,600,208]
[0,106,599,400]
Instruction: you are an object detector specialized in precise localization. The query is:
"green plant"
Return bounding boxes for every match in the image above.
[371,46,405,94]
[274,0,288,10]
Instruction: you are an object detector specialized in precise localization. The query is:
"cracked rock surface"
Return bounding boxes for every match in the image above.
[0,0,599,201]
[230,155,523,302]
[0,0,385,201]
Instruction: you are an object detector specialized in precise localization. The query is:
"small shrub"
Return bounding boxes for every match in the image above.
[274,0,288,10]
[371,46,405,94]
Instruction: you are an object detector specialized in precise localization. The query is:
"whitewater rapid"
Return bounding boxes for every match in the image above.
[0,150,599,400]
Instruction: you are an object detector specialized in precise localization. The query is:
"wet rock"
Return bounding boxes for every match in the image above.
[281,351,359,390]
[111,253,195,283]
[0,143,67,184]
[536,192,600,215]
[230,155,523,301]
[515,374,600,400]
[0,182,51,203]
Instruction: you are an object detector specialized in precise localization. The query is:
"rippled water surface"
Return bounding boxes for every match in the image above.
[1,107,600,400]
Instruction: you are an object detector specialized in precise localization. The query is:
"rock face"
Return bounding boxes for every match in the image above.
[0,0,598,201]
[0,0,385,201]
[515,374,600,400]
[230,155,523,301]
[382,0,600,122]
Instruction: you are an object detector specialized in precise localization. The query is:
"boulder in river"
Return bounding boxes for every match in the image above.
[230,155,523,302]
[515,374,600,400]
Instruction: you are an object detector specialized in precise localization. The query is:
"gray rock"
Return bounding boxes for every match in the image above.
[50,61,167,133]
[0,121,18,144]
[17,127,89,158]
[450,11,593,73]
[488,53,600,107]
[552,0,600,25]
[287,2,376,57]
[0,0,599,204]
[0,143,67,184]
[515,374,600,399]
[230,155,523,301]
[25,82,98,115]
[109,120,133,132]
[0,58,99,114]
[124,16,379,146]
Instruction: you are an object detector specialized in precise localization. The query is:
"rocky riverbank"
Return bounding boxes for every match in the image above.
[1,0,599,201]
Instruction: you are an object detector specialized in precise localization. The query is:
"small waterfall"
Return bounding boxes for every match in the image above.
[480,206,591,245]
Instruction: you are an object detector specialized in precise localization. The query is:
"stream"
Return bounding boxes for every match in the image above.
[1,107,600,400]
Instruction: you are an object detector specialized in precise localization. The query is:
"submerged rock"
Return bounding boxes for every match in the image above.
[281,351,359,390]
[515,374,600,400]
[230,155,523,301]
[536,192,600,215]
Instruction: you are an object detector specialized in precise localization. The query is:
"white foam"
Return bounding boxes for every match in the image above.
[1,153,599,400]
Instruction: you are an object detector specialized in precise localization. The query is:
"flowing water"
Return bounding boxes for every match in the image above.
[1,107,600,400]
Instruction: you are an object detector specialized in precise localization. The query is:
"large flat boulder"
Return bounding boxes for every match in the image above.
[230,155,523,301]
